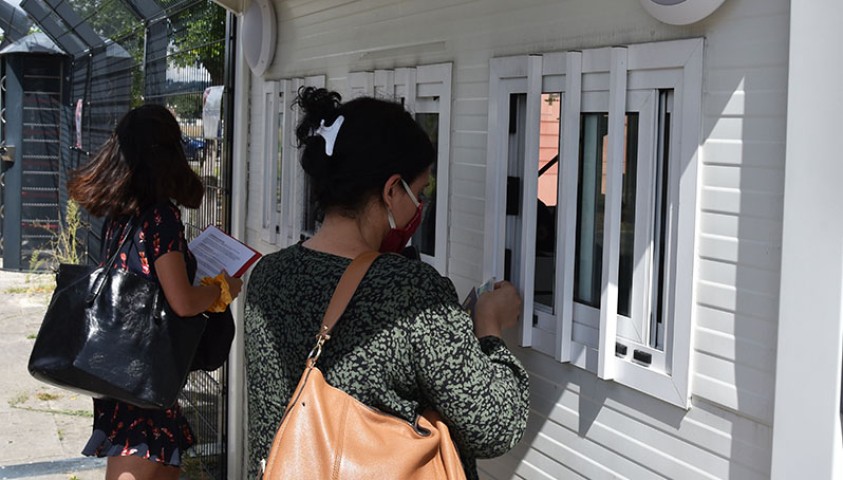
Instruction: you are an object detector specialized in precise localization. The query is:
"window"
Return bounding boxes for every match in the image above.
[485,40,702,407]
[347,64,453,273]
[261,75,326,246]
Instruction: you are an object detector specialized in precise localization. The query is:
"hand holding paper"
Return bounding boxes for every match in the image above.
[468,279,522,339]
[188,225,262,286]
[461,278,496,319]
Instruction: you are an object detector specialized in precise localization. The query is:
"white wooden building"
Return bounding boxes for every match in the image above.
[214,0,843,478]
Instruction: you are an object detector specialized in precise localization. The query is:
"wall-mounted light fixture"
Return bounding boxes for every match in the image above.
[212,0,276,77]
[241,0,276,77]
[639,0,726,25]
[211,0,249,15]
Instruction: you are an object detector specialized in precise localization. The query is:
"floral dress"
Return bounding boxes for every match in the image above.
[245,244,531,479]
[81,201,196,467]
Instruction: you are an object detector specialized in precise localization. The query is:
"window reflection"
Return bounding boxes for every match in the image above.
[535,94,561,309]
[574,113,638,315]
[619,114,639,317]
[575,113,608,308]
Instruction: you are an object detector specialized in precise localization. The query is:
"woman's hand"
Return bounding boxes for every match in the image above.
[222,271,243,300]
[472,281,522,338]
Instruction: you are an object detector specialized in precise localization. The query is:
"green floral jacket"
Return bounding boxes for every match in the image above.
[244,245,530,479]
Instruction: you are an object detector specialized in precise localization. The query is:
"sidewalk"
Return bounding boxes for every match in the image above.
[0,267,107,480]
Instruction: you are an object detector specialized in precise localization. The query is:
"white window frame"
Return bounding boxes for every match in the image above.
[348,71,374,99]
[261,75,326,247]
[484,39,702,407]
[261,80,281,245]
[347,63,453,274]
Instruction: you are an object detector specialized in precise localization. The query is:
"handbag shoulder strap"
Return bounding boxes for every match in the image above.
[307,251,380,366]
[103,219,136,266]
[88,217,140,303]
[101,205,160,269]
[320,251,381,334]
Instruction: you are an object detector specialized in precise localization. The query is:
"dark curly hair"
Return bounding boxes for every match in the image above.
[293,87,435,217]
[68,104,204,217]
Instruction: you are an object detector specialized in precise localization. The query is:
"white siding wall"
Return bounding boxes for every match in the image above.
[243,0,789,477]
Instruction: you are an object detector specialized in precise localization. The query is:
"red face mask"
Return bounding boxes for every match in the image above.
[379,179,424,253]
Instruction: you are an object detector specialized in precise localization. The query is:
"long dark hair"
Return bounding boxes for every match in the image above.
[68,104,204,217]
[294,87,435,217]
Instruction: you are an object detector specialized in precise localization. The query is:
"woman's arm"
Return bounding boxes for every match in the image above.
[155,252,241,317]
[410,281,530,459]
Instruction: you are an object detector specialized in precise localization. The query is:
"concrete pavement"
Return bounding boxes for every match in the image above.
[0,267,107,480]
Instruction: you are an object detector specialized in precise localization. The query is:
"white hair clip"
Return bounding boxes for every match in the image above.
[313,115,345,156]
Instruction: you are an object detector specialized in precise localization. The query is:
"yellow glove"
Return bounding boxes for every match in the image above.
[200,273,232,313]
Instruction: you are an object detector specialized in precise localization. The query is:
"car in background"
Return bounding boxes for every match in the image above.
[181,135,205,163]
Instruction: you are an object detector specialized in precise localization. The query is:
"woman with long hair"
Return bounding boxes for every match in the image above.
[69,104,242,480]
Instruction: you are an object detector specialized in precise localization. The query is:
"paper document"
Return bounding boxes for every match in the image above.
[188,225,262,285]
[461,277,496,318]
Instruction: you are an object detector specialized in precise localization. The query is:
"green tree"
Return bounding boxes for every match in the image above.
[170,2,227,86]
[59,1,226,87]
[67,0,145,106]
[67,0,142,50]
[169,93,203,121]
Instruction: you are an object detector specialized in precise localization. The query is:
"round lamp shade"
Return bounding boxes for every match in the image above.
[242,0,276,76]
[639,0,726,25]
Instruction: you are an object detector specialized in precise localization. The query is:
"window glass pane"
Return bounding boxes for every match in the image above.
[575,113,608,308]
[650,90,673,350]
[535,94,561,309]
[412,113,439,256]
[618,114,639,317]
[575,113,639,314]
[505,94,527,284]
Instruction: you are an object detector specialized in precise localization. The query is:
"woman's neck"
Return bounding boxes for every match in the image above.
[302,210,382,259]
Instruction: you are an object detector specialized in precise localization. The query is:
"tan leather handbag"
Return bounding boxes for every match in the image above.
[262,251,466,480]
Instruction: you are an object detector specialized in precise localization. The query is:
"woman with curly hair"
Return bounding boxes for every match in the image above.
[245,88,530,479]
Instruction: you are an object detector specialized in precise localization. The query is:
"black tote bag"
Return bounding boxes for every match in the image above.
[28,220,207,409]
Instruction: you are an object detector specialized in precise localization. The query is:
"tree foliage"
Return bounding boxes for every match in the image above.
[63,0,226,86]
[168,92,203,120]
[67,0,143,55]
[170,1,227,86]
[38,0,226,111]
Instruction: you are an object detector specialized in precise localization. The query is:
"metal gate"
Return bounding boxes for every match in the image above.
[152,4,234,479]
[11,0,234,477]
